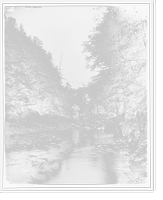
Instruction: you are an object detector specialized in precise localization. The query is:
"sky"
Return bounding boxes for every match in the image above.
[5,5,148,88]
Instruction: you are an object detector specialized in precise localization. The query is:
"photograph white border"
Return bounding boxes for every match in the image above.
[0,0,155,192]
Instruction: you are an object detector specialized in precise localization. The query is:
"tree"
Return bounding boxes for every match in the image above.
[83,6,148,154]
[5,17,70,126]
[73,87,87,117]
[87,82,103,115]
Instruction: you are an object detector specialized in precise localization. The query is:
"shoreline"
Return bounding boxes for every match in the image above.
[5,116,148,184]
[5,113,147,164]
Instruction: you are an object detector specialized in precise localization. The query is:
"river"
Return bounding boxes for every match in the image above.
[5,130,137,185]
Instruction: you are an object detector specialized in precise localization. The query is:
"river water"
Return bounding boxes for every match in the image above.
[5,130,136,185]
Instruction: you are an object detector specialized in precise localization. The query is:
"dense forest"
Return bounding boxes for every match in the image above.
[4,17,73,117]
[76,5,149,122]
[4,6,148,185]
[3,4,150,187]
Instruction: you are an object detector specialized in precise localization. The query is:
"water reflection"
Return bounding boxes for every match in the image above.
[46,129,118,184]
[6,129,130,185]
[47,150,118,184]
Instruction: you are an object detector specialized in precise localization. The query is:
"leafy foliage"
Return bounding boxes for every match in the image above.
[84,5,149,117]
[5,16,72,126]
[74,87,89,118]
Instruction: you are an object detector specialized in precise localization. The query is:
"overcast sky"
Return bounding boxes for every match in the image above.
[5,5,148,88]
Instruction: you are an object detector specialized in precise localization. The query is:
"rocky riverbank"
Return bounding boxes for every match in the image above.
[100,140,148,184]
[5,112,79,152]
[98,114,148,184]
[5,134,70,153]
[5,112,147,183]
[5,112,78,136]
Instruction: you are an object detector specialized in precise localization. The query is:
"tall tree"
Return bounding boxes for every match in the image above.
[5,16,69,125]
[83,6,148,155]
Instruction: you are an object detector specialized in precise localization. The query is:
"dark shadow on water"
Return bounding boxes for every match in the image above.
[7,128,119,184]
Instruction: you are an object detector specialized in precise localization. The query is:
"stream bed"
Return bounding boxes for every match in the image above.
[5,130,145,185]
